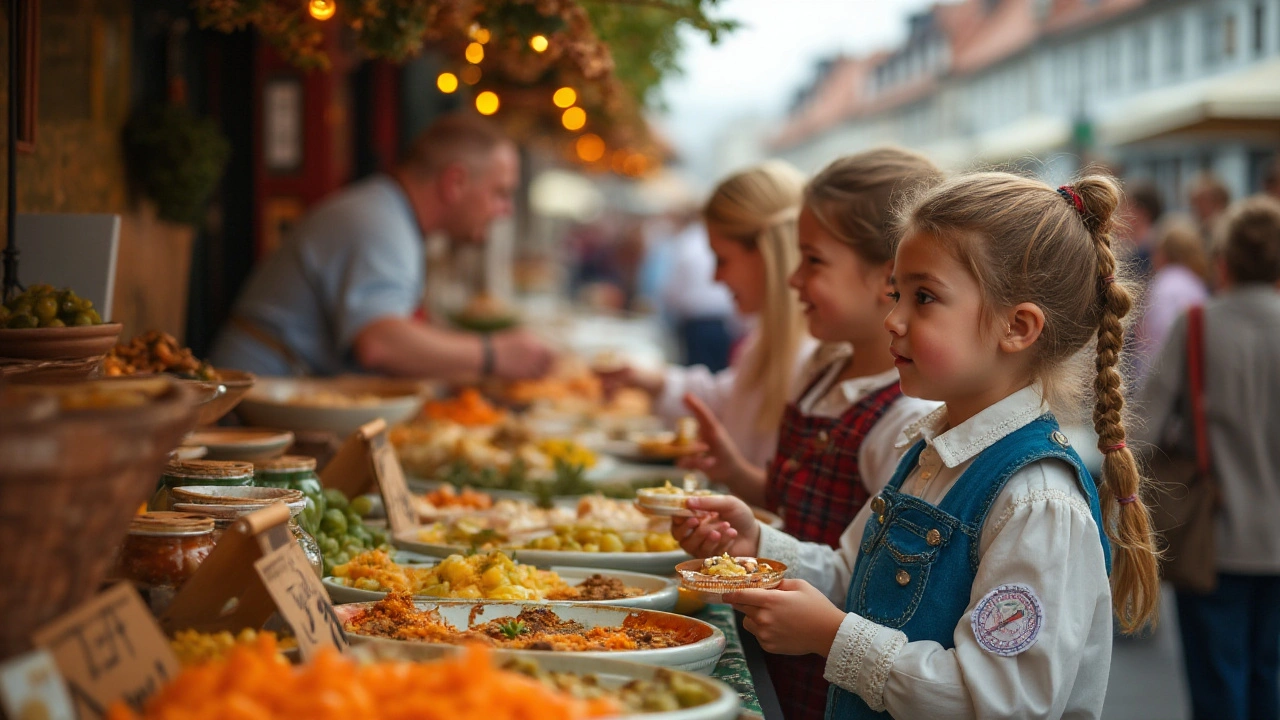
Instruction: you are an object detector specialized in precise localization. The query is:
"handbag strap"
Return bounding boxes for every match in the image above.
[1186,306,1212,481]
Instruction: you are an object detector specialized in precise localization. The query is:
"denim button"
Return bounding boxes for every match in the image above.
[1051,431,1070,448]
[926,529,942,546]
[870,496,886,515]
[896,569,911,586]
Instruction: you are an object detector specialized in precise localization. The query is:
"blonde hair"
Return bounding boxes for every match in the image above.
[1216,195,1280,284]
[900,171,1160,633]
[1155,216,1210,280]
[703,161,807,432]
[805,147,945,263]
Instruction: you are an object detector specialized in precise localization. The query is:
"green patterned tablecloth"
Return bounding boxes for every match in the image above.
[694,603,760,716]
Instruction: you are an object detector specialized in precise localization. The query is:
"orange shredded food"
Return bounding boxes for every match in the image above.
[422,389,505,426]
[345,592,685,651]
[106,634,617,720]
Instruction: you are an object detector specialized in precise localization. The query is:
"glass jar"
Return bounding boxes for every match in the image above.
[150,459,254,511]
[254,456,325,536]
[174,495,324,578]
[112,512,216,616]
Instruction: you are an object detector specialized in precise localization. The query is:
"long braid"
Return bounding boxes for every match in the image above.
[1072,177,1162,632]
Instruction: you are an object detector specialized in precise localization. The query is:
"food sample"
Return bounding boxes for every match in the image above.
[286,389,384,407]
[104,330,218,380]
[676,555,786,595]
[345,593,689,651]
[0,284,103,328]
[517,525,681,554]
[634,479,716,517]
[422,388,506,426]
[168,628,296,666]
[635,418,700,459]
[108,640,618,720]
[329,550,644,602]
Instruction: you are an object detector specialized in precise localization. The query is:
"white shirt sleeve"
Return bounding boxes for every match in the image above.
[823,459,1114,718]
[857,396,941,496]
[655,363,738,421]
[758,502,870,604]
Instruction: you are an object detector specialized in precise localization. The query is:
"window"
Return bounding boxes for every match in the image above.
[1254,2,1267,55]
[1106,34,1123,90]
[1203,9,1221,66]
[1225,13,1237,58]
[1133,26,1151,85]
[1166,15,1184,77]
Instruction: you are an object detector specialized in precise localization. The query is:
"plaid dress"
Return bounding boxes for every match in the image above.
[762,377,904,720]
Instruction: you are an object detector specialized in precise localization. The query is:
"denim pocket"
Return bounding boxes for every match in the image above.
[854,507,952,628]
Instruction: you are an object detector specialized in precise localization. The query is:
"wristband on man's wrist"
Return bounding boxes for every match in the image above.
[480,334,496,377]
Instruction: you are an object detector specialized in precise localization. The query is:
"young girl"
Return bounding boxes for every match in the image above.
[680,172,1161,719]
[683,149,943,720]
[600,162,816,474]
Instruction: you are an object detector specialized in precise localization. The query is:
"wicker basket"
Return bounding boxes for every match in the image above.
[0,377,200,659]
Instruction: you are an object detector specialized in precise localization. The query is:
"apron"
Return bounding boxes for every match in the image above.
[826,414,1112,719]
[762,376,903,720]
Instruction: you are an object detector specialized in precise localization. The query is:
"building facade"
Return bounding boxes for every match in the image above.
[774,0,1280,210]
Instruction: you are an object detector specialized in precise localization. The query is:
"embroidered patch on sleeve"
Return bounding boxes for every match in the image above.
[970,583,1044,657]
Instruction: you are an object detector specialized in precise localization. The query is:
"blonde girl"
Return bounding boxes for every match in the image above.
[679,172,1160,719]
[601,161,816,472]
[683,149,943,720]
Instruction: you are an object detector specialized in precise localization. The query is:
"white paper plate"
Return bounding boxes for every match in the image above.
[323,565,678,611]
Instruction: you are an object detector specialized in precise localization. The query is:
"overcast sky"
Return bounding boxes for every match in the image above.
[655,0,936,182]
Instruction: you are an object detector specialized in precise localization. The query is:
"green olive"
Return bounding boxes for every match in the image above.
[34,296,58,323]
[59,297,78,316]
[7,313,38,329]
[71,312,94,326]
[9,301,31,316]
[86,309,101,324]
[45,317,65,328]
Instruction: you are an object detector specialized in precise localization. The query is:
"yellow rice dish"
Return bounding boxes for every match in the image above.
[331,550,567,601]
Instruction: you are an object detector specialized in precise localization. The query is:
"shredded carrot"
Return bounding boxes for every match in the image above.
[106,636,618,720]
[421,389,505,426]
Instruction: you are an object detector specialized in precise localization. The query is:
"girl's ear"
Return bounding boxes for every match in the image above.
[999,302,1045,354]
[873,260,895,297]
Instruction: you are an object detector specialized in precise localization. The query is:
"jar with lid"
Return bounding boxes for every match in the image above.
[171,486,323,577]
[254,455,324,536]
[112,512,216,616]
[150,460,254,511]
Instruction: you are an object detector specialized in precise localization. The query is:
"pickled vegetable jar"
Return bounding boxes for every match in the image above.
[254,455,325,536]
[150,460,254,511]
[112,512,215,615]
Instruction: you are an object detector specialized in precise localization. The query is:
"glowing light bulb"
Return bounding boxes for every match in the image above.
[460,66,482,85]
[529,34,549,53]
[308,0,336,20]
[476,91,500,116]
[473,27,491,44]
[436,72,459,93]
[561,106,586,131]
[553,87,577,109]
[576,133,606,163]
[466,42,485,64]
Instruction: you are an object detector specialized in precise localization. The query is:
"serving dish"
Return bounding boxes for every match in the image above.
[675,557,787,603]
[236,376,428,436]
[394,529,691,576]
[183,427,294,461]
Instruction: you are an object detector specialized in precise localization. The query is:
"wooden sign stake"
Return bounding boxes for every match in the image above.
[320,418,418,534]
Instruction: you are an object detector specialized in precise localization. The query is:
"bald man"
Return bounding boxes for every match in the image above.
[211,113,554,380]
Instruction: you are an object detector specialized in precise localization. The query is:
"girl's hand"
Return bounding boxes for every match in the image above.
[726,579,847,656]
[675,495,760,558]
[595,366,664,398]
[678,394,754,487]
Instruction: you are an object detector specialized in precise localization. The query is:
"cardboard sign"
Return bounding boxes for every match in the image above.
[31,583,179,720]
[160,503,293,635]
[0,648,76,720]
[320,418,418,534]
[254,542,348,660]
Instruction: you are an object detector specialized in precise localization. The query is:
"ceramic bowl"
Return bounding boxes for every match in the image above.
[183,427,294,461]
[394,528,691,576]
[236,376,429,437]
[675,558,787,603]
[0,323,123,360]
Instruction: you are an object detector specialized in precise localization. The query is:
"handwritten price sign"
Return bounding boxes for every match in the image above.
[32,584,179,720]
[254,542,348,660]
[370,432,417,534]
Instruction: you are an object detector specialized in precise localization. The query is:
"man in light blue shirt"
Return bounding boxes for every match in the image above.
[211,114,553,380]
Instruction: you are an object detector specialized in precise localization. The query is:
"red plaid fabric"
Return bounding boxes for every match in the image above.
[762,379,903,720]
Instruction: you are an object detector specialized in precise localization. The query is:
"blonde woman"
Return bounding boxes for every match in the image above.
[601,161,816,474]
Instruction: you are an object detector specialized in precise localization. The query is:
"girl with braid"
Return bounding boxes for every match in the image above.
[677,171,1159,719]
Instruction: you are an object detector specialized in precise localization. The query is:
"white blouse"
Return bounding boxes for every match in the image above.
[757,385,1114,719]
[791,343,940,495]
[655,332,818,469]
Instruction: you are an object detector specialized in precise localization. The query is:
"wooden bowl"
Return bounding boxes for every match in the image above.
[0,323,123,360]
[188,369,255,426]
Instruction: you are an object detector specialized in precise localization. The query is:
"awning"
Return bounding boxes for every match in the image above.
[972,115,1072,164]
[1099,58,1280,146]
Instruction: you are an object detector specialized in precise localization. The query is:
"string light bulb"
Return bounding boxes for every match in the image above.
[552,87,576,108]
[475,91,500,115]
[308,0,336,20]
[466,42,485,64]
[460,66,482,85]
[436,72,459,93]
[576,133,606,163]
[561,106,586,131]
[472,27,491,44]
[529,34,549,53]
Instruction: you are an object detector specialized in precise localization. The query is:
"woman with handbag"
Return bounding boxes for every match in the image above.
[1137,195,1280,720]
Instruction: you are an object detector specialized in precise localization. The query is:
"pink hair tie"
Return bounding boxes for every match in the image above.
[1117,494,1139,505]
[1057,185,1086,216]
[1103,442,1126,453]
[1101,275,1115,286]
